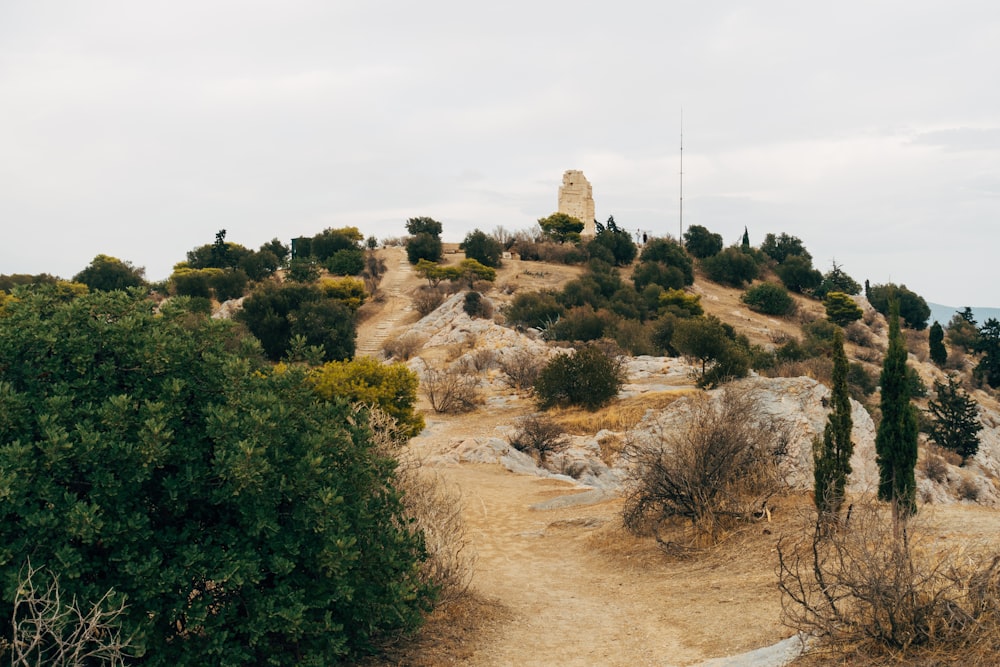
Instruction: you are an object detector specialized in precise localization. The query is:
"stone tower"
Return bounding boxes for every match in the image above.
[558,170,596,237]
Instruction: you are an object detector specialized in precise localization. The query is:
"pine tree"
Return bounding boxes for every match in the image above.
[875,300,919,519]
[927,374,982,463]
[928,321,947,366]
[813,328,854,519]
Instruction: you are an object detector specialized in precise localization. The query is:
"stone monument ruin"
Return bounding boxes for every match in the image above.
[558,170,596,237]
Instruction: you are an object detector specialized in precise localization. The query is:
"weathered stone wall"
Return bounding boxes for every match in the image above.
[558,170,596,237]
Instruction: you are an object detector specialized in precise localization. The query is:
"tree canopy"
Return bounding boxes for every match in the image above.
[72,254,147,292]
[683,224,723,259]
[0,288,433,664]
[537,212,585,244]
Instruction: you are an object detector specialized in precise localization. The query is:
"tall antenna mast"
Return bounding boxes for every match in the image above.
[679,108,684,240]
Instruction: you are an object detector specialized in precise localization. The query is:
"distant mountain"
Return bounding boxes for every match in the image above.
[927,303,1000,327]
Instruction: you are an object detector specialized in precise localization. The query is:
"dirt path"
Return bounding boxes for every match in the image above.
[357,248,797,666]
[405,405,793,667]
[356,247,417,357]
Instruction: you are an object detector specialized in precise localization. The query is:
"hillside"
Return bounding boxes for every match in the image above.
[355,247,1000,666]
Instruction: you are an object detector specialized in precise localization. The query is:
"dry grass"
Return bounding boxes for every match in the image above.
[549,389,696,435]
[779,499,1000,665]
[360,593,513,667]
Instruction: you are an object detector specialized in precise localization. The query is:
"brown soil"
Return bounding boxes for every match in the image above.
[358,247,1000,666]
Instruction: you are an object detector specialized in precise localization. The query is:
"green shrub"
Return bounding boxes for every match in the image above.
[742,282,795,316]
[286,257,320,282]
[537,212,584,244]
[237,282,356,361]
[535,343,626,410]
[311,356,425,437]
[460,229,504,268]
[774,255,822,294]
[658,288,703,317]
[72,254,147,292]
[326,247,365,275]
[503,291,565,330]
[0,289,433,665]
[638,238,694,285]
[548,306,618,342]
[866,283,931,330]
[406,232,443,264]
[632,261,687,291]
[683,224,723,259]
[824,291,864,326]
[589,216,637,266]
[210,268,249,302]
[672,315,750,387]
[847,362,878,398]
[701,247,759,287]
[463,291,493,319]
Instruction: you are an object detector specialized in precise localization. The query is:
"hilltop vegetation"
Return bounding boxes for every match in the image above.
[5,216,1000,665]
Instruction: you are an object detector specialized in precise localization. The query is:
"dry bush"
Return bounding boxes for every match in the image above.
[921,449,951,484]
[7,563,133,666]
[944,350,968,372]
[854,346,883,364]
[778,500,1000,662]
[864,308,885,333]
[397,468,474,604]
[905,328,929,362]
[382,332,426,361]
[497,349,545,391]
[763,357,834,386]
[421,365,481,413]
[597,432,625,466]
[443,333,478,363]
[507,414,569,463]
[367,407,473,605]
[413,285,447,316]
[957,473,981,502]
[622,387,792,551]
[458,348,496,374]
[844,321,876,348]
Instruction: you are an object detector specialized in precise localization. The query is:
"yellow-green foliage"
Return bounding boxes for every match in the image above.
[169,266,224,298]
[310,357,425,437]
[319,277,367,310]
[659,288,702,317]
[457,258,496,283]
[56,280,89,299]
[415,259,459,286]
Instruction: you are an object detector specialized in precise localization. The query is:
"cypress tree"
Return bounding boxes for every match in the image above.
[741,226,751,252]
[876,300,919,519]
[813,328,854,519]
[928,321,947,366]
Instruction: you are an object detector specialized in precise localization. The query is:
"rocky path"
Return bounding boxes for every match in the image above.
[355,248,415,358]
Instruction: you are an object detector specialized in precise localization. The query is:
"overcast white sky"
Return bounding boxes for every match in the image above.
[2,1,999,307]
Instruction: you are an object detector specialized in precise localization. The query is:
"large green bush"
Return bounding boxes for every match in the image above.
[73,254,147,292]
[460,229,504,268]
[682,224,723,259]
[0,289,433,665]
[503,290,565,330]
[701,247,759,287]
[237,282,356,361]
[742,282,794,316]
[534,343,626,410]
[865,283,930,330]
